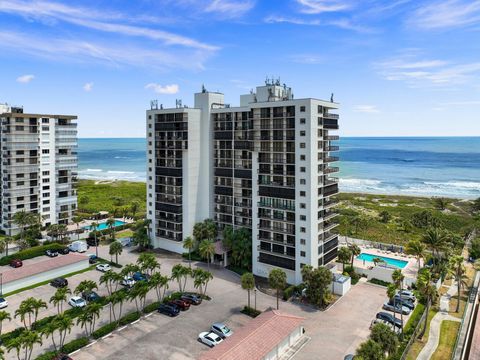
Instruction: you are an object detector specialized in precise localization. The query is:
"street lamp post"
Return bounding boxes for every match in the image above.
[0,273,3,296]
[254,289,257,311]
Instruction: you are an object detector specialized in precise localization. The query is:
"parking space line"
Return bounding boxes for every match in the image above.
[145,313,154,318]
[118,326,127,331]
[69,350,81,356]
[132,319,140,324]
[101,334,112,340]
[86,341,97,347]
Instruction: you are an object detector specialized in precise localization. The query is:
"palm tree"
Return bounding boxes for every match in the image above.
[127,284,142,314]
[74,280,98,297]
[405,240,426,269]
[449,255,469,312]
[12,211,33,244]
[130,201,140,219]
[241,272,255,308]
[15,297,43,330]
[422,227,447,268]
[269,268,287,310]
[91,221,99,257]
[0,310,11,336]
[19,330,42,360]
[30,298,47,325]
[109,241,123,265]
[106,217,116,241]
[135,282,150,311]
[183,236,196,268]
[386,283,397,329]
[85,302,102,334]
[110,289,127,323]
[348,243,361,268]
[72,216,82,240]
[149,272,169,301]
[392,269,405,335]
[76,310,94,337]
[121,263,140,278]
[204,219,217,242]
[50,287,71,314]
[199,239,215,270]
[56,314,74,350]
[171,264,189,292]
[417,269,438,338]
[137,253,160,276]
[100,270,122,296]
[337,246,351,272]
[1,236,14,257]
[122,206,129,221]
[40,320,60,353]
[193,222,205,243]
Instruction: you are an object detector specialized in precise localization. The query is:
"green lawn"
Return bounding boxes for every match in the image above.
[406,308,438,360]
[336,193,476,245]
[77,180,146,216]
[431,320,461,360]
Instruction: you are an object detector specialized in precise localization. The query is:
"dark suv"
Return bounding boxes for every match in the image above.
[82,291,101,302]
[376,312,402,328]
[181,294,202,305]
[158,304,180,317]
[50,277,68,288]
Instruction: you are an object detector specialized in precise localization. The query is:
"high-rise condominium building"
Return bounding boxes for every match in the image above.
[0,104,78,235]
[146,81,339,284]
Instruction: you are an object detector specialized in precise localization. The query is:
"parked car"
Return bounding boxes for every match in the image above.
[52,354,73,360]
[68,240,88,253]
[198,332,223,348]
[119,237,132,247]
[392,295,415,310]
[181,294,202,305]
[383,301,411,315]
[86,238,99,247]
[88,254,98,264]
[158,304,180,317]
[45,249,58,257]
[398,290,416,302]
[132,272,148,282]
[58,248,70,255]
[370,318,401,333]
[96,263,111,272]
[376,312,403,328]
[50,277,68,288]
[211,323,233,339]
[0,298,8,309]
[344,355,356,360]
[68,296,87,308]
[82,291,101,303]
[169,299,190,311]
[121,276,135,288]
[9,259,22,268]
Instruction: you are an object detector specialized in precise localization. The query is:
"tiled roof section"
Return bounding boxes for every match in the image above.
[199,309,305,360]
[2,254,88,284]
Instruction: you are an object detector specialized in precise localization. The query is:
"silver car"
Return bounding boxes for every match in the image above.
[383,301,411,315]
[211,323,233,339]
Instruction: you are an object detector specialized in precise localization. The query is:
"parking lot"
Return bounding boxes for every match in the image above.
[0,246,407,360]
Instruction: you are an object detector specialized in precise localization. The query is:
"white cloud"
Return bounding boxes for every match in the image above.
[145,83,179,94]
[290,54,323,64]
[205,0,255,18]
[353,105,380,113]
[16,74,35,83]
[264,15,321,25]
[0,31,213,71]
[83,82,93,92]
[377,53,480,87]
[409,0,480,29]
[296,0,352,14]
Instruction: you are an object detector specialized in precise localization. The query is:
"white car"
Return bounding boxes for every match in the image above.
[96,263,111,272]
[198,332,223,348]
[68,296,87,308]
[121,276,135,288]
[398,290,416,302]
[0,298,8,309]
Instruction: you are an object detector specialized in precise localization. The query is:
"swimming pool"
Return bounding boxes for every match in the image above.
[83,220,126,231]
[357,253,408,269]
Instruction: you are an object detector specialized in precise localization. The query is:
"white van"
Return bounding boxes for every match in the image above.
[69,240,88,253]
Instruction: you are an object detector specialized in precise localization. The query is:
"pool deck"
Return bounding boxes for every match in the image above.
[67,217,134,233]
[353,247,419,280]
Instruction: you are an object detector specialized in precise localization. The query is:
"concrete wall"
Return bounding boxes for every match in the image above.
[263,326,304,360]
[2,259,89,294]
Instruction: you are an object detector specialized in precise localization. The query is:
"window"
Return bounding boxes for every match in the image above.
[42,149,49,154]
[148,132,152,137]
[43,207,50,212]
[300,167,306,172]
[42,126,49,131]
[17,196,24,201]
[300,106,306,112]
[15,125,24,131]
[300,118,306,124]
[300,239,306,245]
[16,150,24,155]
[300,215,306,221]
[300,191,306,197]
[300,131,306,136]
[17,181,24,186]
[300,227,306,233]
[42,118,49,123]
[300,155,306,161]
[300,203,306,209]
[42,178,50,183]
[300,143,306,148]
[16,158,24,163]
[43,186,50,190]
[42,171,49,176]
[43,193,50,197]
[43,200,50,204]
[300,179,306,185]
[16,173,24,178]
[300,251,306,257]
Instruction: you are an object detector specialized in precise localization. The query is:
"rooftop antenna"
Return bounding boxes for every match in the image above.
[176,99,182,108]
[330,93,334,103]
[202,84,206,93]
[160,104,164,110]
[265,76,269,85]
[150,100,158,110]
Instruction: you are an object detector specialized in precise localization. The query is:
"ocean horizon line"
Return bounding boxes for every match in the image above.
[78,135,480,139]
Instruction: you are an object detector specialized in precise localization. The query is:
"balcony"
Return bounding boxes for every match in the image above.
[324,167,339,174]
[324,156,339,163]
[323,113,339,119]
[323,183,339,197]
[325,135,339,141]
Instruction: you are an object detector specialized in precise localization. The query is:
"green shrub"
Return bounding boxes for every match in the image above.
[0,327,24,345]
[368,278,391,287]
[143,301,160,313]
[225,265,250,276]
[241,306,261,318]
[283,285,296,300]
[182,251,203,261]
[0,243,66,265]
[92,322,117,339]
[162,292,182,303]
[119,311,140,326]
[61,337,89,353]
[35,351,57,360]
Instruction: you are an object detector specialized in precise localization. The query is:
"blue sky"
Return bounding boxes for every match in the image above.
[0,0,479,137]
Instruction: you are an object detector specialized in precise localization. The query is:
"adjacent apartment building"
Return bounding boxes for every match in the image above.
[146,81,339,284]
[0,104,78,235]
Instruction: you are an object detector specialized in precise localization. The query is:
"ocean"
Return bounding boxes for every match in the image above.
[78,137,480,199]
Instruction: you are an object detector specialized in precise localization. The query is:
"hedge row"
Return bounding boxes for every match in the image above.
[34,337,89,360]
[143,301,161,314]
[119,311,141,326]
[92,322,117,339]
[0,243,66,266]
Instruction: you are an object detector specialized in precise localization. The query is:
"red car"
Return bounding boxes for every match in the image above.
[169,299,190,311]
[9,259,23,268]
